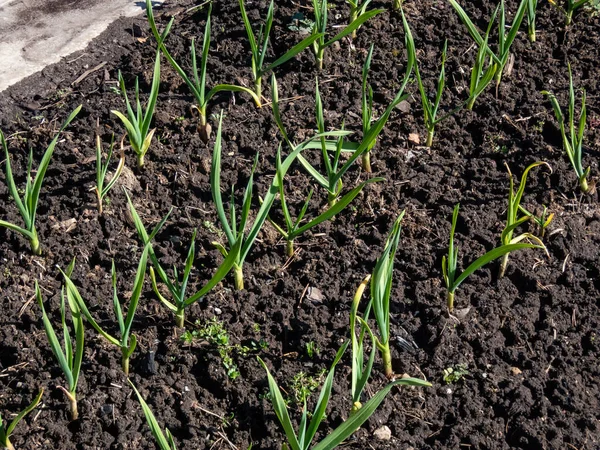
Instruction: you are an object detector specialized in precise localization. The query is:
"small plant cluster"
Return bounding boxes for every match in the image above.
[0,0,594,448]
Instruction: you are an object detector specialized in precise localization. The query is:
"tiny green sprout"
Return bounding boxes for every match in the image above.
[519,204,554,239]
[37,258,82,420]
[129,381,177,450]
[0,105,81,255]
[443,365,469,384]
[498,162,550,278]
[94,133,125,214]
[146,0,260,143]
[112,51,160,168]
[305,341,320,359]
[61,246,150,376]
[542,64,593,194]
[526,0,538,42]
[549,0,593,25]
[443,204,544,311]
[239,0,322,101]
[290,370,326,405]
[345,0,373,38]
[310,0,383,70]
[0,389,43,450]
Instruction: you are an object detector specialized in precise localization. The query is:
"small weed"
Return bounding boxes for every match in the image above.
[443,364,469,384]
[305,341,320,359]
[289,369,327,405]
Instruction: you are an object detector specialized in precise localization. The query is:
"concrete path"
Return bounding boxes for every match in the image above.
[0,0,163,92]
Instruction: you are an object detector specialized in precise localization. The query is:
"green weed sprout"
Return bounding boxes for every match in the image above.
[146,0,260,143]
[311,0,383,70]
[0,105,81,255]
[450,0,527,107]
[442,204,543,311]
[549,0,593,25]
[259,343,429,450]
[542,64,592,194]
[61,246,150,376]
[402,11,464,147]
[498,162,550,278]
[94,133,125,214]
[368,212,404,379]
[350,275,375,413]
[129,381,177,450]
[239,0,322,101]
[346,0,372,38]
[125,195,241,327]
[36,260,82,420]
[111,51,160,168]
[0,389,43,450]
[527,0,538,42]
[519,204,554,239]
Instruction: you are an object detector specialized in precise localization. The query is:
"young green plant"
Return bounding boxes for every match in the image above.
[401,10,465,147]
[498,161,550,278]
[111,51,160,168]
[346,0,372,38]
[36,259,82,420]
[259,343,430,450]
[61,245,150,375]
[349,275,375,413]
[129,381,177,450]
[146,0,260,142]
[0,389,43,450]
[94,133,125,214]
[0,105,81,255]
[542,64,592,194]
[519,204,554,239]
[527,0,538,42]
[125,194,241,327]
[549,0,593,25]
[310,0,383,70]
[239,0,322,101]
[442,204,544,311]
[450,0,527,106]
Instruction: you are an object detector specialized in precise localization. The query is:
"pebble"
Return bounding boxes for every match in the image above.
[397,100,411,113]
[307,287,324,303]
[373,425,392,441]
[408,133,420,145]
[214,307,222,315]
[511,367,523,376]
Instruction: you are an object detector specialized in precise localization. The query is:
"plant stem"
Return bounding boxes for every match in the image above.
[234,265,244,290]
[255,77,262,105]
[393,0,402,10]
[498,253,509,278]
[285,240,294,257]
[426,129,434,147]
[175,309,185,328]
[528,27,536,42]
[361,151,372,173]
[59,388,78,421]
[466,97,475,111]
[447,291,455,311]
[350,9,358,39]
[137,153,144,168]
[30,231,41,256]
[580,176,589,194]
[122,351,130,376]
[381,344,393,379]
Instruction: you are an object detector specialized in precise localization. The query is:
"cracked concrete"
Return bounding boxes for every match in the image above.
[0,0,163,92]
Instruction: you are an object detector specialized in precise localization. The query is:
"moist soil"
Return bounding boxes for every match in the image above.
[1,0,599,449]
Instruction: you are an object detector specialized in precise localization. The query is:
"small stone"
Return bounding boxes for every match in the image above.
[511,367,522,376]
[397,100,410,113]
[214,307,222,315]
[307,287,324,303]
[373,425,392,441]
[408,133,420,145]
[331,41,341,52]
[100,404,114,416]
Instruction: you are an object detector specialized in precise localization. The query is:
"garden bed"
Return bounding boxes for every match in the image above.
[0,0,599,449]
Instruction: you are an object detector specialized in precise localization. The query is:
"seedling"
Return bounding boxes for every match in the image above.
[368,212,404,379]
[125,194,240,327]
[450,0,527,106]
[0,389,43,450]
[0,106,81,255]
[61,246,151,375]
[36,260,82,420]
[146,0,260,142]
[346,0,372,37]
[527,0,538,42]
[498,162,550,278]
[401,11,463,147]
[111,51,160,168]
[549,0,593,25]
[310,0,383,70]
[542,64,592,194]
[129,381,177,450]
[94,133,125,214]
[350,275,375,413]
[305,341,320,359]
[442,204,543,311]
[259,343,430,450]
[519,204,554,239]
[443,365,469,384]
[239,0,322,101]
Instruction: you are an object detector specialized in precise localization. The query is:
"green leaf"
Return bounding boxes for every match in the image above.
[129,381,176,450]
[5,389,43,437]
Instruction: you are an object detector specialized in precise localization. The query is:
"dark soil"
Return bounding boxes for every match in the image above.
[1,0,599,449]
